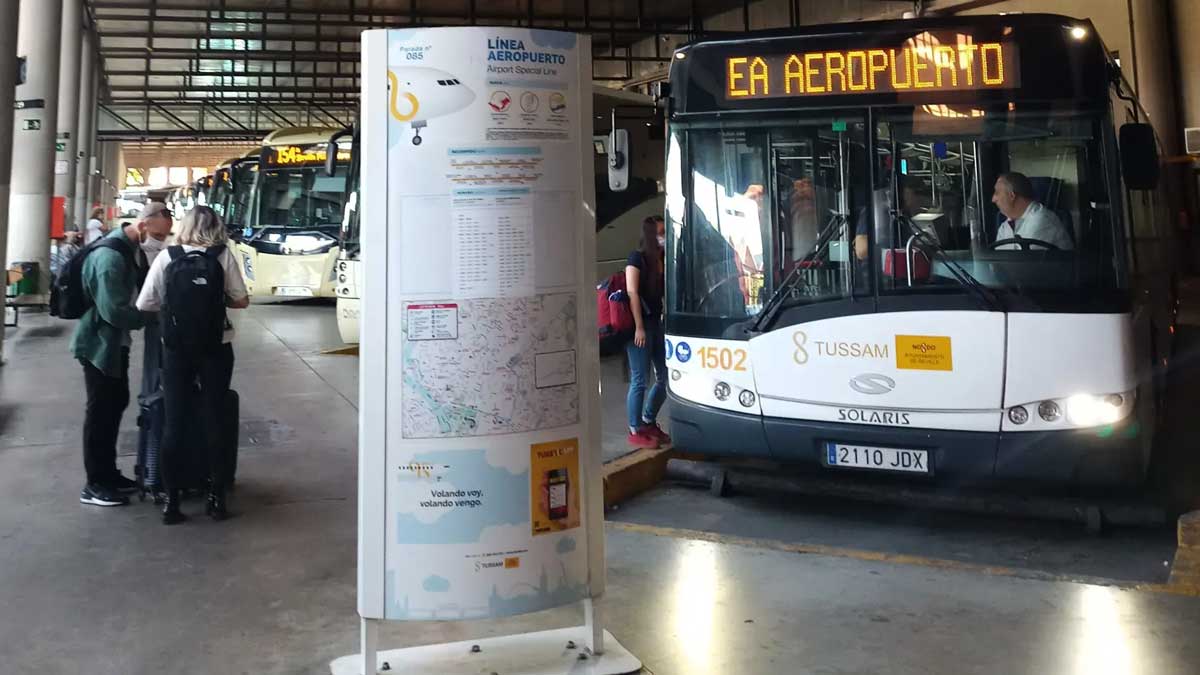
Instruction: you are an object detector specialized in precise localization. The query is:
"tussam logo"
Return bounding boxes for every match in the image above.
[849,373,896,395]
[474,557,520,572]
[793,330,889,366]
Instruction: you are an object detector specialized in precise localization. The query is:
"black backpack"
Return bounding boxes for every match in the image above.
[161,246,227,355]
[53,237,134,319]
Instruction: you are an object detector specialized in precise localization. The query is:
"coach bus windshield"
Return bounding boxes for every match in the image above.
[667,104,1125,332]
[250,162,349,232]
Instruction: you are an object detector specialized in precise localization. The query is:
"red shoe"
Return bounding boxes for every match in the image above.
[626,429,660,449]
[639,423,672,446]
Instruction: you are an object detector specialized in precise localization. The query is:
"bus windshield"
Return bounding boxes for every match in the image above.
[872,107,1122,299]
[249,162,349,231]
[210,161,257,227]
[667,105,1125,332]
[668,114,870,323]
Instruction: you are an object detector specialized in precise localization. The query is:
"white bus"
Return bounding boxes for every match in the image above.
[663,14,1176,490]
[236,127,351,299]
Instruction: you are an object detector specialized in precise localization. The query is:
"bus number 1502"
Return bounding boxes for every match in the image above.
[697,346,748,372]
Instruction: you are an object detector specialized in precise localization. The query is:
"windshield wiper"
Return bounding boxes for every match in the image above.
[900,215,1005,313]
[751,211,848,333]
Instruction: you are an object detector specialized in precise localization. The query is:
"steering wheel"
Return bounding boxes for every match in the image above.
[988,237,1060,251]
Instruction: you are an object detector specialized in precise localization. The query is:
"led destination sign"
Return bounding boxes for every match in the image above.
[266,145,352,167]
[725,38,1019,99]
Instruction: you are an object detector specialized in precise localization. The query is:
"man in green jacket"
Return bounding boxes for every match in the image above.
[72,205,173,507]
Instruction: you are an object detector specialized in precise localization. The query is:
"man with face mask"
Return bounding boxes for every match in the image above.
[71,201,173,507]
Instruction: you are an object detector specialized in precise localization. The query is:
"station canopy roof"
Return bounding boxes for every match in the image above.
[89,0,798,141]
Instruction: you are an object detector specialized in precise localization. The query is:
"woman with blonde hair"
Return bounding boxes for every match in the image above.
[136,205,249,524]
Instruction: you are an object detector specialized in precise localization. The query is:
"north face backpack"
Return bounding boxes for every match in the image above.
[53,237,134,319]
[161,246,227,355]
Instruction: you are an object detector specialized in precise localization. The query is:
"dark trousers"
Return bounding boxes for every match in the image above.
[161,342,234,492]
[81,349,131,486]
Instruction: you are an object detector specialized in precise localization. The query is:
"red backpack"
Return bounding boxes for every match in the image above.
[597,272,636,356]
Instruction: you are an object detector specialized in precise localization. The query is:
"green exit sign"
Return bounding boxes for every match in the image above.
[55,142,65,152]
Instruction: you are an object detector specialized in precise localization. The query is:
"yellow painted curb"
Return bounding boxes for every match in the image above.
[321,345,359,356]
[602,447,674,510]
[1167,511,1200,594]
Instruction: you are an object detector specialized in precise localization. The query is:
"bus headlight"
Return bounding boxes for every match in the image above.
[738,390,756,408]
[1008,406,1029,425]
[242,254,255,280]
[713,382,731,401]
[1037,400,1062,422]
[1066,394,1125,427]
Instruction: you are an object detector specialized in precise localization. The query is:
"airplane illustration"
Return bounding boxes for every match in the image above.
[387,67,476,145]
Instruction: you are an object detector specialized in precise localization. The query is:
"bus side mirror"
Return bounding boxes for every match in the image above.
[608,128,629,192]
[325,141,338,177]
[1119,123,1159,190]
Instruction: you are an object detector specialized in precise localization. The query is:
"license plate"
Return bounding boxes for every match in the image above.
[275,286,314,297]
[824,443,930,474]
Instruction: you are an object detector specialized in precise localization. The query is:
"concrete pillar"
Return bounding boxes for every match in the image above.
[0,0,21,362]
[72,27,93,230]
[1129,0,1180,154]
[6,0,64,301]
[1172,0,1200,131]
[93,140,106,217]
[84,64,99,217]
[54,0,82,234]
[102,141,120,216]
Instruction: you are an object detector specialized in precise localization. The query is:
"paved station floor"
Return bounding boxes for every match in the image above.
[2,302,1200,674]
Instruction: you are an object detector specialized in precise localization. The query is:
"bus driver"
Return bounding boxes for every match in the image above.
[992,172,1073,250]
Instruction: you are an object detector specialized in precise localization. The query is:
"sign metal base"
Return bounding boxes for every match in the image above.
[330,627,641,675]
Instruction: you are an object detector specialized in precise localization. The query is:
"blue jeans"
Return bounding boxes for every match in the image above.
[626,320,668,431]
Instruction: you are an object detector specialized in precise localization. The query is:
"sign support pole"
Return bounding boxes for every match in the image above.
[361,618,378,675]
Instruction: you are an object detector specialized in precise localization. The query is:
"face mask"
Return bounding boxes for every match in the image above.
[141,236,166,261]
[656,235,666,248]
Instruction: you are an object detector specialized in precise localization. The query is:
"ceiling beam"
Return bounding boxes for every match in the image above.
[98,129,275,141]
[91,2,696,28]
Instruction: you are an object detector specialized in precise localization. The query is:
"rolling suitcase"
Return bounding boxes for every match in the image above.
[135,386,241,500]
[135,391,166,501]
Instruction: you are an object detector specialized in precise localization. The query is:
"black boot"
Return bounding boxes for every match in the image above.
[162,490,186,525]
[205,485,228,521]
